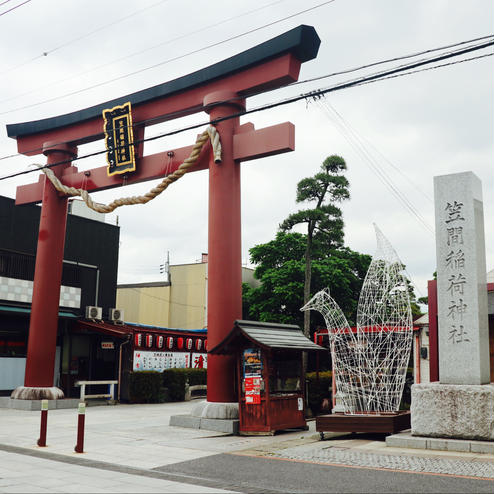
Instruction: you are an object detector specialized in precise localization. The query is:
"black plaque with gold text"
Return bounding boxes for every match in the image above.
[103,102,136,176]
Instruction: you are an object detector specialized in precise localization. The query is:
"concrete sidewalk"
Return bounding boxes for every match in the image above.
[0,400,492,492]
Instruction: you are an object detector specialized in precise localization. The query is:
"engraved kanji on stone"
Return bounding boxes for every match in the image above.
[445,201,465,223]
[447,298,468,320]
[445,249,465,270]
[448,324,470,344]
[446,227,464,246]
[446,273,467,296]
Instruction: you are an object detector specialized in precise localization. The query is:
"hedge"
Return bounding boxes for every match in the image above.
[306,371,332,416]
[128,371,164,403]
[162,368,207,401]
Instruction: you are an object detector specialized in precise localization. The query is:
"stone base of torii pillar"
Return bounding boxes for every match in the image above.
[11,386,64,401]
[190,400,239,419]
[169,401,240,434]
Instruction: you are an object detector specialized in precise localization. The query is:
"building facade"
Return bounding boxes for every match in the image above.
[116,261,258,329]
[0,197,120,395]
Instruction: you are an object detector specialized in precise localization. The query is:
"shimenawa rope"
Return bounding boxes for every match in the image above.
[33,126,221,214]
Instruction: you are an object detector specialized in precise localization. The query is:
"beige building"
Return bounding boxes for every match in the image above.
[116,259,258,329]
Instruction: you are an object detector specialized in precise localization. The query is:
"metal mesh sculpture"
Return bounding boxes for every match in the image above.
[301,288,360,413]
[302,224,413,413]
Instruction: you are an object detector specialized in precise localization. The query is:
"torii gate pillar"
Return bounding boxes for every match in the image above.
[14,143,77,399]
[204,91,245,403]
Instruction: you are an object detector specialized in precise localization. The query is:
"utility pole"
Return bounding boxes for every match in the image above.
[159,251,170,283]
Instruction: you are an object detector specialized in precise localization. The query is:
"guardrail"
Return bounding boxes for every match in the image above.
[184,384,207,401]
[75,380,118,402]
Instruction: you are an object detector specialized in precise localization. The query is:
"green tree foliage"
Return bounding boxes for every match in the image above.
[243,231,371,328]
[278,155,350,337]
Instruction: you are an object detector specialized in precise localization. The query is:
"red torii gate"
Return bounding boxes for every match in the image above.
[7,25,320,404]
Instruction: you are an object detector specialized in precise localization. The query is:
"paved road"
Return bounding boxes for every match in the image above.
[155,452,494,494]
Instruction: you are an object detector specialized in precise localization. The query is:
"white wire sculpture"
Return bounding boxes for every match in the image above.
[302,224,413,414]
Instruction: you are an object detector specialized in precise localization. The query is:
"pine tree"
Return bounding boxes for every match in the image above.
[279,155,350,338]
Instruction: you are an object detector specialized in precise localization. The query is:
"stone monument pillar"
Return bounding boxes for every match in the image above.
[435,171,490,385]
[411,171,493,441]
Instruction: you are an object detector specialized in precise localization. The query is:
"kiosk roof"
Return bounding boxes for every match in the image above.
[209,319,325,354]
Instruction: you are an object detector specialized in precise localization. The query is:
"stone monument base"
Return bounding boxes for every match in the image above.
[11,386,64,400]
[411,383,494,441]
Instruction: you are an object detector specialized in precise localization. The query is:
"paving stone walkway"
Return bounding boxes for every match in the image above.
[272,445,494,479]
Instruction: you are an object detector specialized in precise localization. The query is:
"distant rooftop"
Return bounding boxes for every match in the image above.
[487,269,494,284]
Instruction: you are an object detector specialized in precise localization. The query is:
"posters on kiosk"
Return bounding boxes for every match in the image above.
[243,348,262,404]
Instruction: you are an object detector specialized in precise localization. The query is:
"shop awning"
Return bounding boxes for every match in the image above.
[125,322,207,334]
[72,320,133,338]
[209,319,326,355]
[0,304,78,319]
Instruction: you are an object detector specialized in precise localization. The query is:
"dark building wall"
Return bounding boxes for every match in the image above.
[63,212,120,312]
[0,196,120,315]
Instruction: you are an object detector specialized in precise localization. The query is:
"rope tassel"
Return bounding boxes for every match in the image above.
[34,126,222,214]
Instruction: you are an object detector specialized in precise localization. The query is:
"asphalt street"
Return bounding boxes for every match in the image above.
[155,452,494,494]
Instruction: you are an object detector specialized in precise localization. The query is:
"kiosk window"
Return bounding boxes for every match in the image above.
[269,353,301,393]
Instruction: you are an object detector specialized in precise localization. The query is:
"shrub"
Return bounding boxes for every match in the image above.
[306,371,332,416]
[128,371,163,403]
[162,368,207,401]
[187,368,207,386]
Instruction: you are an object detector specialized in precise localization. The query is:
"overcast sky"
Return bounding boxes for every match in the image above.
[0,0,492,302]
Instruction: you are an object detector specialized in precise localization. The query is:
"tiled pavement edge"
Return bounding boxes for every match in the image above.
[268,443,494,479]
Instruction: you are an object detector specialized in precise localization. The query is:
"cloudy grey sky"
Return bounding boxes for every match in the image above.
[0,0,492,301]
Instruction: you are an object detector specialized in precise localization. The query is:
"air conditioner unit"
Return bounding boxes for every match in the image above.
[109,308,124,324]
[85,306,102,320]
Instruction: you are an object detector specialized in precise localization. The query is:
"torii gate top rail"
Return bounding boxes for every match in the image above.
[7,25,320,152]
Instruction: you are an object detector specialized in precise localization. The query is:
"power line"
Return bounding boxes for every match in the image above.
[315,99,435,235]
[0,0,30,17]
[290,34,494,88]
[0,0,336,116]
[299,39,494,101]
[46,0,171,56]
[0,38,491,180]
[356,52,493,86]
[315,95,434,205]
[1,33,491,162]
[0,0,290,106]
[0,0,170,76]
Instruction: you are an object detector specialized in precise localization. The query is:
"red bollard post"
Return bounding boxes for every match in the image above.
[37,399,48,447]
[74,402,85,453]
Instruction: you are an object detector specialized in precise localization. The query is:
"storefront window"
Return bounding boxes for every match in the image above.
[0,335,27,357]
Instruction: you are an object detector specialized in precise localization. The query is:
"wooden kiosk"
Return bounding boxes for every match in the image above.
[209,320,325,435]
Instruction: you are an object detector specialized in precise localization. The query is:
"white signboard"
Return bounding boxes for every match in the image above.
[133,351,190,372]
[133,351,208,372]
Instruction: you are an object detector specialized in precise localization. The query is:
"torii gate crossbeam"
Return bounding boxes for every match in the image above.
[7,25,320,404]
